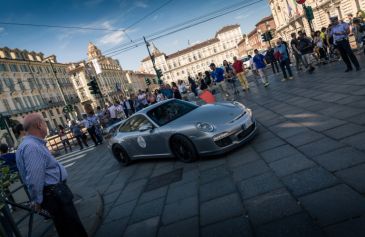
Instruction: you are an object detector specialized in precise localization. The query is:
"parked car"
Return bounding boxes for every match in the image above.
[109,99,257,165]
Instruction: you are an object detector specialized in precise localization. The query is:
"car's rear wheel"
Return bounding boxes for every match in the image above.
[170,135,198,163]
[112,145,131,166]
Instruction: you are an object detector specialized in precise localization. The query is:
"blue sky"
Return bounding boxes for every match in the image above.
[0,0,271,70]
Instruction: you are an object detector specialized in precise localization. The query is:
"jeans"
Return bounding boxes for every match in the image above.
[279,59,293,79]
[336,39,360,70]
[75,135,88,149]
[271,61,280,73]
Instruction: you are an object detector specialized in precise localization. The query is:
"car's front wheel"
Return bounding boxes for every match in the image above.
[112,145,131,166]
[170,135,198,163]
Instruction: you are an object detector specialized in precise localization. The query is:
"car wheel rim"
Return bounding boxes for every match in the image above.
[119,150,126,163]
[173,141,192,161]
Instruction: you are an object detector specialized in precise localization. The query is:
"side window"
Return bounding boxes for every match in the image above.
[119,115,151,132]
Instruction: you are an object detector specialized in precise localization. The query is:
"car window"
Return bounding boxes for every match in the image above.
[118,115,151,132]
[147,100,198,126]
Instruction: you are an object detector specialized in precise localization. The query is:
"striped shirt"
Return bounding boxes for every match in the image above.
[16,135,67,204]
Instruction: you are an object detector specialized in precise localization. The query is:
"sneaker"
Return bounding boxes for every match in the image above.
[264,82,270,87]
[289,76,294,80]
[281,78,286,82]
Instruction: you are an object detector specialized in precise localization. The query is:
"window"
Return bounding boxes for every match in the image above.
[27,96,34,107]
[27,78,35,90]
[17,78,25,90]
[118,115,152,132]
[49,110,54,116]
[0,64,8,72]
[42,78,49,88]
[9,64,19,72]
[38,67,43,73]
[4,78,15,91]
[23,96,30,108]
[19,65,30,72]
[2,99,11,112]
[14,97,25,110]
[42,112,47,118]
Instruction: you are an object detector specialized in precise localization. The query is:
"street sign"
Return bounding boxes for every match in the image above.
[91,59,102,75]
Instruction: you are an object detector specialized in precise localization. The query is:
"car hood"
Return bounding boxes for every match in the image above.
[169,102,246,126]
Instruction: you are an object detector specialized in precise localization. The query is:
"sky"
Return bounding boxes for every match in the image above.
[0,0,271,70]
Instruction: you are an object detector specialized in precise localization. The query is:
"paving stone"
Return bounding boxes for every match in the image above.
[260,144,300,163]
[200,176,236,202]
[299,184,365,226]
[103,190,121,205]
[285,130,325,147]
[252,137,286,153]
[312,147,365,172]
[114,185,144,206]
[256,213,325,237]
[158,217,199,237]
[341,132,365,151]
[130,197,164,224]
[166,181,198,204]
[198,158,226,171]
[200,193,244,226]
[308,118,346,132]
[139,186,168,204]
[95,217,129,237]
[335,163,365,193]
[324,123,365,140]
[201,216,253,237]
[274,124,310,139]
[282,166,339,197]
[169,169,199,188]
[105,200,137,223]
[348,113,365,125]
[324,216,365,237]
[244,189,302,226]
[124,216,160,237]
[162,196,198,225]
[227,148,260,168]
[239,172,283,199]
[298,137,345,157]
[199,165,230,184]
[231,160,270,181]
[269,154,316,177]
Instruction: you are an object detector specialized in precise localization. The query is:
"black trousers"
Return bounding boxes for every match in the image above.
[271,61,280,73]
[280,59,293,79]
[87,127,102,145]
[336,39,360,70]
[42,186,88,237]
[75,135,88,149]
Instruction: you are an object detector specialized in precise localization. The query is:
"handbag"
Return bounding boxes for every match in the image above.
[52,165,74,204]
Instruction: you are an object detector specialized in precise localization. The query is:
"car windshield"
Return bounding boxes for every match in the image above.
[147,100,198,126]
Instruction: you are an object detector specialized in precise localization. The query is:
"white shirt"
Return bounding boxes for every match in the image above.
[108,105,117,118]
[178,84,187,93]
[124,100,131,110]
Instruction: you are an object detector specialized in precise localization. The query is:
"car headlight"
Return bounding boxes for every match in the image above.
[196,122,214,132]
[232,101,246,110]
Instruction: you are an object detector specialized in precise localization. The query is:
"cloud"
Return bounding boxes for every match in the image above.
[135,1,148,8]
[235,13,251,20]
[84,0,104,7]
[99,31,125,45]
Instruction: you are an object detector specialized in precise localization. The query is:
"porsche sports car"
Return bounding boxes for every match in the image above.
[109,99,257,165]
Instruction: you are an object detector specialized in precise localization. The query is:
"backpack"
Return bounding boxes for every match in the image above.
[274,50,282,61]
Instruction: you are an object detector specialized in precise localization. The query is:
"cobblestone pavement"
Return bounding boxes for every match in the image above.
[61,56,365,237]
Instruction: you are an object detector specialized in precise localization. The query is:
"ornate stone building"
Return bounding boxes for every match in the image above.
[140,25,243,83]
[68,43,129,107]
[123,70,158,95]
[0,47,82,145]
[268,0,365,41]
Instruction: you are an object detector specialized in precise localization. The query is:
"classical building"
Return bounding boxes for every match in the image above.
[140,24,243,83]
[0,47,82,145]
[268,0,365,41]
[238,15,277,56]
[68,43,129,107]
[123,70,158,95]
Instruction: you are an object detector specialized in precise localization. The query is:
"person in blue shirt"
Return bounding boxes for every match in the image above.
[330,16,360,72]
[252,49,269,87]
[275,39,293,81]
[209,63,230,99]
[0,143,17,173]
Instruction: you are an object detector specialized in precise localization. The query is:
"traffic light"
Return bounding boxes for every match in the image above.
[158,79,163,85]
[87,79,101,95]
[145,78,151,86]
[261,33,267,42]
[266,31,273,41]
[62,104,74,113]
[156,69,163,79]
[304,6,314,21]
[152,78,157,84]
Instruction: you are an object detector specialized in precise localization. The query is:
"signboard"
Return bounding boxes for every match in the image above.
[91,59,102,75]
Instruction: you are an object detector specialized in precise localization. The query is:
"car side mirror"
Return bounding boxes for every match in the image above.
[139,124,153,132]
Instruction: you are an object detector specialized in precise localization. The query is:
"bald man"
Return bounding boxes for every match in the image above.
[16,113,87,237]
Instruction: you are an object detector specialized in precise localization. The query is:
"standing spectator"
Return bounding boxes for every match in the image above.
[96,106,109,128]
[232,56,249,91]
[137,90,148,110]
[265,46,280,74]
[70,120,88,150]
[313,31,328,64]
[275,39,293,81]
[155,89,166,102]
[290,32,306,71]
[81,113,102,146]
[330,16,361,72]
[203,71,212,88]
[122,98,134,118]
[164,84,174,99]
[188,76,198,96]
[209,63,230,98]
[298,32,316,73]
[58,125,72,153]
[146,89,156,104]
[252,49,269,87]
[13,123,26,147]
[178,80,188,100]
[16,113,87,237]
[171,82,182,99]
[0,143,17,172]
[107,102,118,125]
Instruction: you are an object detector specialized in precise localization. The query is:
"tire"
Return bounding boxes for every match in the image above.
[112,145,131,166]
[170,135,198,163]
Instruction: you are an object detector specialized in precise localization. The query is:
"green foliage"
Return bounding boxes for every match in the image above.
[0,161,19,209]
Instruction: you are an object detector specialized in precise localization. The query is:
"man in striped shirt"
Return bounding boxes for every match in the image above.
[16,113,87,237]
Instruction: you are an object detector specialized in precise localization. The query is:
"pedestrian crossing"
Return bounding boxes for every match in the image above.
[56,146,96,168]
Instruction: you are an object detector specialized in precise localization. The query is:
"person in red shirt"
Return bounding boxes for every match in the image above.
[232,56,249,91]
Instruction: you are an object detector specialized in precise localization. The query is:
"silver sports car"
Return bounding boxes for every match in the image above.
[109,99,257,165]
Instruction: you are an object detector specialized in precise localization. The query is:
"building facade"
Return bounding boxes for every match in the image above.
[0,47,82,146]
[68,43,129,107]
[123,70,158,95]
[269,0,365,41]
[140,25,243,83]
